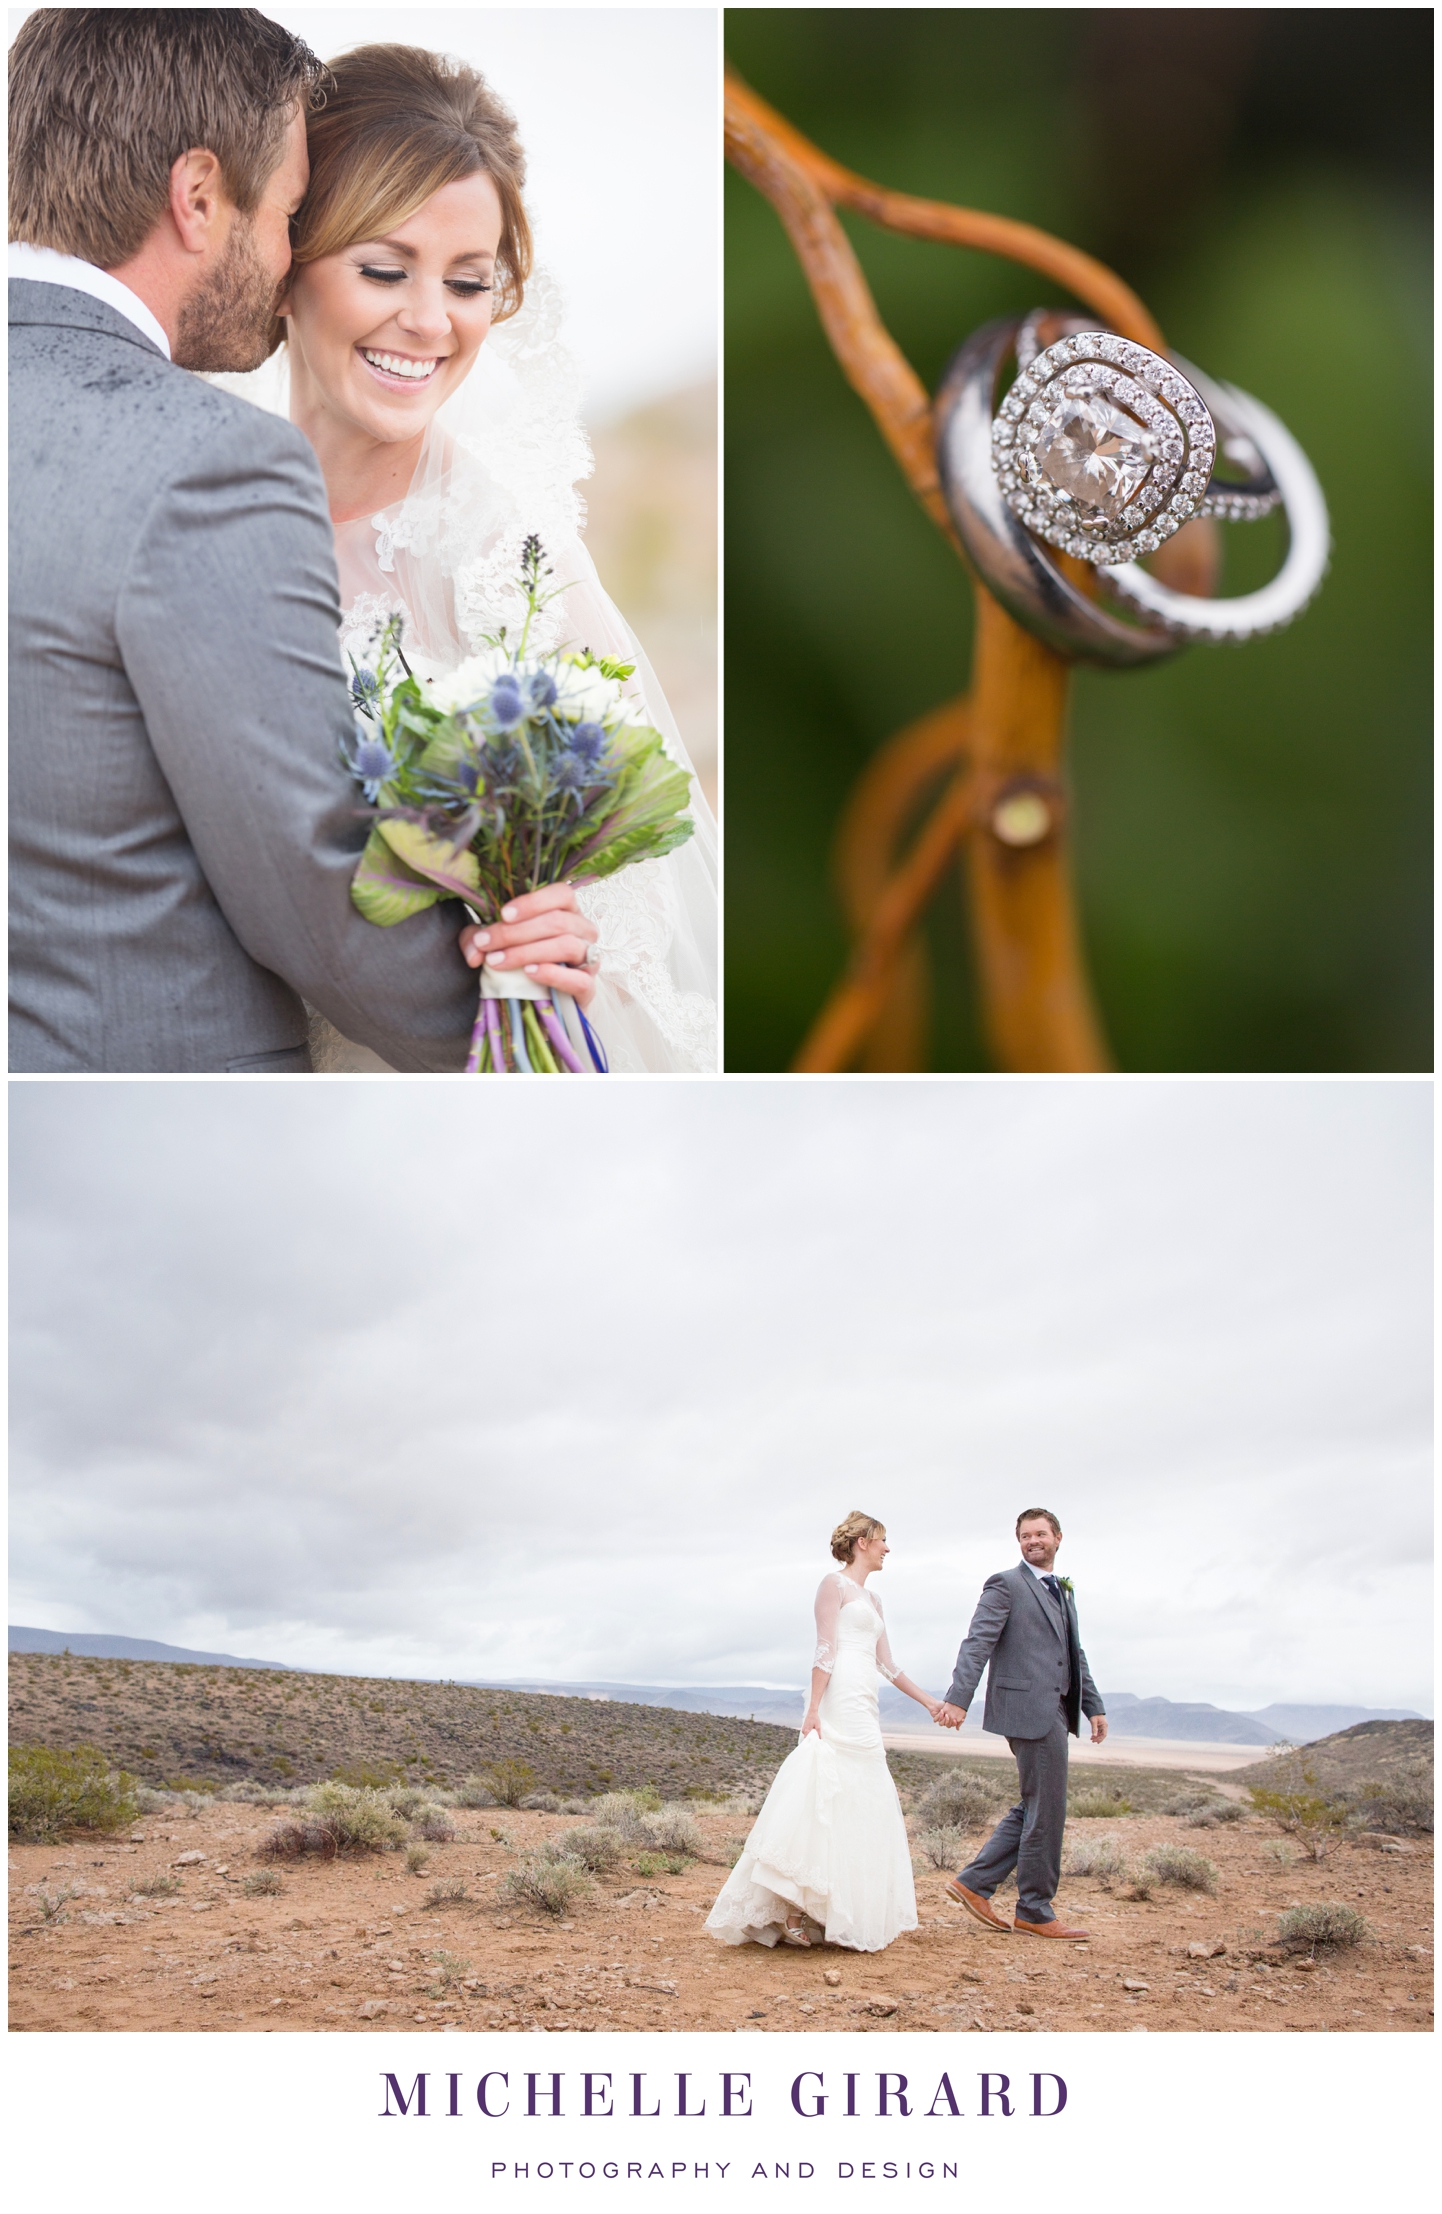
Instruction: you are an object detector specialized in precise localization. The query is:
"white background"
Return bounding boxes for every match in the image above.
[6,2028,1428,2207]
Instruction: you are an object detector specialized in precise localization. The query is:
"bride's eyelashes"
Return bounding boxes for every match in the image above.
[357,264,492,297]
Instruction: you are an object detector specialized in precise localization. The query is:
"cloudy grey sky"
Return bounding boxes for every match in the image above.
[8,5,719,423]
[9,1080,1431,1714]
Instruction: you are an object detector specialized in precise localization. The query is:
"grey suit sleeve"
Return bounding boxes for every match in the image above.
[946,1572,1012,1709]
[1078,1637,1104,1720]
[114,409,477,1070]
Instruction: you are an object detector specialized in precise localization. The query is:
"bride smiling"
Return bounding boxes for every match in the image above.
[222,42,717,1072]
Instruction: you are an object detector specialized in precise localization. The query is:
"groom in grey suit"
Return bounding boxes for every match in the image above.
[9,10,476,1071]
[936,1509,1106,1939]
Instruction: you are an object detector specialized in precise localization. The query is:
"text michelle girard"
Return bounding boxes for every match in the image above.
[378,2068,1069,2122]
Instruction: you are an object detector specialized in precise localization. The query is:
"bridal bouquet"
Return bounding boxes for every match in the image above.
[342,538,695,1073]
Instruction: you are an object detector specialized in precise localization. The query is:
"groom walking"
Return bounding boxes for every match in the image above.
[9,10,478,1070]
[936,1509,1106,1939]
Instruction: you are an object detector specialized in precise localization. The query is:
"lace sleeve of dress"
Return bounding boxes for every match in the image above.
[870,1590,902,1684]
[813,1573,844,1674]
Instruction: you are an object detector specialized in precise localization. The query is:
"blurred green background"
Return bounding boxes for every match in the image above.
[724,8,1431,1071]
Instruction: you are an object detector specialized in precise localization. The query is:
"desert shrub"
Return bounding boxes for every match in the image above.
[412,1804,456,1843]
[915,1769,1008,1832]
[1141,1843,1219,1894]
[1342,1767,1433,1837]
[521,1792,563,1812]
[547,1824,625,1873]
[9,1745,140,1843]
[634,1849,689,1877]
[1184,1799,1246,1828]
[241,1869,283,1897]
[130,1871,181,1898]
[502,1855,591,1917]
[424,1876,470,1909]
[725,1835,749,1867]
[384,1787,428,1819]
[585,1793,653,1842]
[591,1785,661,1817]
[424,1948,471,1995]
[914,1825,968,1870]
[1061,1832,1131,1885]
[133,1787,173,1815]
[1262,1840,1297,1866]
[455,1777,498,1809]
[260,1815,337,1860]
[1070,1789,1134,1819]
[477,1760,537,1808]
[643,1805,704,1856]
[30,1883,81,1921]
[304,1782,408,1853]
[406,1845,431,1875]
[1276,1902,1370,1953]
[1246,1765,1346,1860]
[558,1797,591,1816]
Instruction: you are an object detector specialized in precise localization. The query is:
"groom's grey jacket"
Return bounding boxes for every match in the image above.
[9,282,476,1070]
[946,1564,1104,1741]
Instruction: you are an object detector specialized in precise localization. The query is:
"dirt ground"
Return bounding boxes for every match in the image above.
[10,1800,1431,2034]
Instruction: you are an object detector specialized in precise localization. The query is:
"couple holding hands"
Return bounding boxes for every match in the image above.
[706,1509,1107,1954]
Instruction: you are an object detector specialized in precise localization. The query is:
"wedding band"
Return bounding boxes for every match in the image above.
[936,314,1329,656]
[583,942,602,971]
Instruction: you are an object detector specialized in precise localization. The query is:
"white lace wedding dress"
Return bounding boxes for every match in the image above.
[211,272,717,1073]
[705,1573,919,1953]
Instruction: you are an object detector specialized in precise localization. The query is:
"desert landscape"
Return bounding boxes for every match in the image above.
[9,1656,1431,2036]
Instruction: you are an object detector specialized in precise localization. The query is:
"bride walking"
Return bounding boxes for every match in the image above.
[706,1514,946,1953]
[224,42,717,1072]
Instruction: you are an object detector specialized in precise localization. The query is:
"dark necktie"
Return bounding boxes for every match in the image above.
[1042,1574,1062,1604]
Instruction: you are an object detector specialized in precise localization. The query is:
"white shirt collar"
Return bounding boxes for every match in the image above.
[1024,1560,1060,1582]
[9,244,172,360]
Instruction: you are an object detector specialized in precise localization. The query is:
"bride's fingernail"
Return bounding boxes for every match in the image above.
[486,952,506,967]
[523,964,538,974]
[472,930,490,948]
[501,904,519,922]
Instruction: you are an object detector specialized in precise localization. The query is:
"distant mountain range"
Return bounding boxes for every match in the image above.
[8,1629,1426,1742]
[8,1625,293,1670]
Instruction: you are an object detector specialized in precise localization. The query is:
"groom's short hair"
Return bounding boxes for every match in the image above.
[9,9,326,270]
[1016,1508,1062,1538]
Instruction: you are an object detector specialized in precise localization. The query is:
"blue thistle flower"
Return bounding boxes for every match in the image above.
[349,666,382,713]
[525,670,558,713]
[343,719,399,801]
[570,720,608,766]
[489,675,526,730]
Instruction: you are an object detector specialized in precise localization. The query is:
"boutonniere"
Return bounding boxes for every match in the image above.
[1057,1576,1075,1598]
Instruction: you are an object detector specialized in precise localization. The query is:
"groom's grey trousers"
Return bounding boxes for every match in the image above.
[957,1698,1071,1924]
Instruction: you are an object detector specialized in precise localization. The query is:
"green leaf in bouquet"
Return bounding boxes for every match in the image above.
[575,813,696,882]
[350,825,448,926]
[379,816,484,903]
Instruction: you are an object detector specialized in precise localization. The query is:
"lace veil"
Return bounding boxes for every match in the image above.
[212,272,718,1073]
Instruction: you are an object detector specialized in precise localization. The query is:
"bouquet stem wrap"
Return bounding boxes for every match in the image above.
[465,966,602,1075]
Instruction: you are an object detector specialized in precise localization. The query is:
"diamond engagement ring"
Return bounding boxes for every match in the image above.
[936,312,1329,658]
[583,941,602,971]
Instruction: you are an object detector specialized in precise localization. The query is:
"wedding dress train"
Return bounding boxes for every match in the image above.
[704,1574,918,1953]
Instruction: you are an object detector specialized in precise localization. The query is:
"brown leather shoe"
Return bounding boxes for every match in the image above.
[944,1878,1012,1933]
[1013,1915,1090,1940]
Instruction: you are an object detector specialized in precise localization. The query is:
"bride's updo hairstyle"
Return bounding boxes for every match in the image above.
[274,42,533,353]
[831,1512,885,1565]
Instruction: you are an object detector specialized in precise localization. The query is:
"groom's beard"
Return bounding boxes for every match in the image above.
[172,216,284,373]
